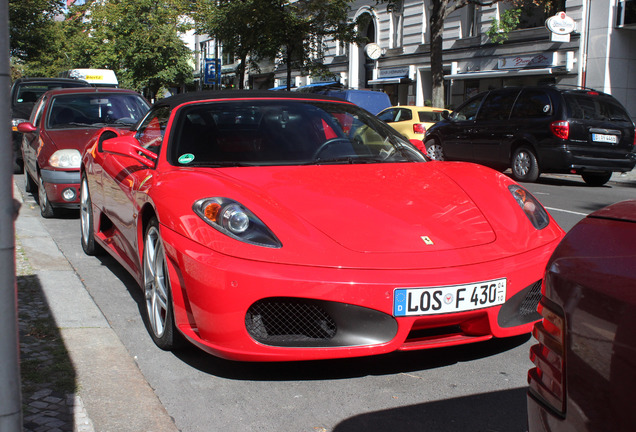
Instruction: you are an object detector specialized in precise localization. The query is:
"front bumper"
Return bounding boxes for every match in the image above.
[40,169,81,208]
[161,225,558,362]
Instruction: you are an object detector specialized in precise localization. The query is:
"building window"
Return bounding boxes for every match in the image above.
[461,4,477,38]
[500,0,566,30]
[389,0,404,48]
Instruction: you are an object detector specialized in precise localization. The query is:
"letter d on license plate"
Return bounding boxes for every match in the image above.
[393,278,507,317]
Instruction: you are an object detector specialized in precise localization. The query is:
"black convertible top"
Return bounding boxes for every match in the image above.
[153,90,352,110]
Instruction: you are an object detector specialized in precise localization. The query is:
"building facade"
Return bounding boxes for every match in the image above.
[272,0,636,116]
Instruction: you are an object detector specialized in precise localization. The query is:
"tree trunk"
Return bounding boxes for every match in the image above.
[286,45,293,90]
[430,0,447,108]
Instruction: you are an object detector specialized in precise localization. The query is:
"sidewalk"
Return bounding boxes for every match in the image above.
[14,180,179,432]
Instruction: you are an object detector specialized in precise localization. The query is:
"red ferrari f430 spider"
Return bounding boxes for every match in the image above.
[80,91,564,361]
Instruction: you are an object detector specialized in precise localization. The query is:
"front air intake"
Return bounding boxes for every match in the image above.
[246,298,337,344]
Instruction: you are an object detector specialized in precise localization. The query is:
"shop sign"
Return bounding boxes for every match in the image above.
[546,12,576,42]
[378,67,410,79]
[546,12,576,35]
[498,53,555,70]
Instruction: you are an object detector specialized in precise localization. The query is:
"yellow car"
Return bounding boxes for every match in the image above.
[377,106,446,140]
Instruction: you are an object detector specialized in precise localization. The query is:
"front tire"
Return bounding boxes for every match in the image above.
[37,174,56,218]
[425,138,445,161]
[80,175,100,255]
[511,146,540,182]
[582,171,612,186]
[143,217,183,350]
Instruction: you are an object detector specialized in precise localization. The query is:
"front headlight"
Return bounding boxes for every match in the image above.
[509,185,550,230]
[193,198,282,248]
[49,149,82,169]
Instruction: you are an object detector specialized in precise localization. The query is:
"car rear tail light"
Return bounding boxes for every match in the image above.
[633,127,636,151]
[528,296,566,414]
[550,121,569,140]
[413,123,426,135]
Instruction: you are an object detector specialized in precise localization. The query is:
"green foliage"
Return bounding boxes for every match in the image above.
[71,0,194,97]
[487,7,522,44]
[9,0,66,76]
[192,0,361,89]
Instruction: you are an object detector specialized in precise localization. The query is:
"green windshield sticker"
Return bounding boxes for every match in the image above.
[178,153,195,164]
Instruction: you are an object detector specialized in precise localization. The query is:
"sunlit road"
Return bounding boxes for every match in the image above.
[13,172,635,432]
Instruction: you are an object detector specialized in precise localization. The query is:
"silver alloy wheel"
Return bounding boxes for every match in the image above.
[426,142,444,161]
[514,150,531,177]
[143,226,169,339]
[80,178,90,245]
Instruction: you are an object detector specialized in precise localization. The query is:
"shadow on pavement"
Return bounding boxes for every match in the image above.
[332,387,528,432]
[17,272,77,431]
[171,333,531,381]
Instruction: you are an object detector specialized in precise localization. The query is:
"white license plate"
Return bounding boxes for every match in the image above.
[592,133,618,144]
[393,278,507,317]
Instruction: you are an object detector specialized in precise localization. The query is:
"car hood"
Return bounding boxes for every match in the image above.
[157,162,563,269]
[215,163,495,253]
[44,128,108,152]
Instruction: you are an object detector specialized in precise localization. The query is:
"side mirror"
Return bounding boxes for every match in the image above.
[441,110,450,120]
[102,135,157,168]
[17,122,37,133]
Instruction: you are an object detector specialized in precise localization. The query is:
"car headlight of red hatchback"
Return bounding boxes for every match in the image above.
[193,198,282,248]
[49,149,82,169]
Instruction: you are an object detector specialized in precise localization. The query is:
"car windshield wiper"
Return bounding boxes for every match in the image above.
[190,161,252,168]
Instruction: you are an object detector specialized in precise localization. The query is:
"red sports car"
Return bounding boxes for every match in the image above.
[80,91,565,361]
[18,87,149,217]
[528,200,636,431]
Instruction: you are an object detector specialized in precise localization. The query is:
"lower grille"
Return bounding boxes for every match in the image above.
[246,298,337,344]
[497,279,543,328]
[519,280,543,318]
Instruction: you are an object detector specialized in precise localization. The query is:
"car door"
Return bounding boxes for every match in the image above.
[471,88,520,166]
[99,106,170,275]
[441,93,486,160]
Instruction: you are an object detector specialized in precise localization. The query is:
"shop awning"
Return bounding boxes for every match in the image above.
[368,77,410,85]
[444,67,568,80]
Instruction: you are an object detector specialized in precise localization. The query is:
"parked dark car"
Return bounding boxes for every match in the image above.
[10,78,91,173]
[424,86,636,185]
[527,199,636,431]
[18,87,149,218]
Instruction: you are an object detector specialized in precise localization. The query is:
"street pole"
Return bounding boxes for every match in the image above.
[0,0,23,430]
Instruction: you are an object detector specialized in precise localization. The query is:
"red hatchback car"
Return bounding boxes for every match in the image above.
[18,87,149,217]
[528,200,636,431]
[80,91,564,361]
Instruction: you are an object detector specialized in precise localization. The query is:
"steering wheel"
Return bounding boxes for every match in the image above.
[312,138,352,159]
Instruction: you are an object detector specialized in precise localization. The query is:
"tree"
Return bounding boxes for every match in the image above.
[192,0,284,89]
[193,0,363,90]
[9,0,66,77]
[66,0,194,98]
[277,0,363,90]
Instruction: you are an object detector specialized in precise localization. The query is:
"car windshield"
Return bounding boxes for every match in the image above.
[47,93,150,129]
[169,100,426,167]
[14,83,86,105]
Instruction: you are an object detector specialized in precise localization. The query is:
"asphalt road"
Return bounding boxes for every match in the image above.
[13,172,636,432]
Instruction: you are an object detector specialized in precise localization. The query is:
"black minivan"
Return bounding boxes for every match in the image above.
[424,86,636,185]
